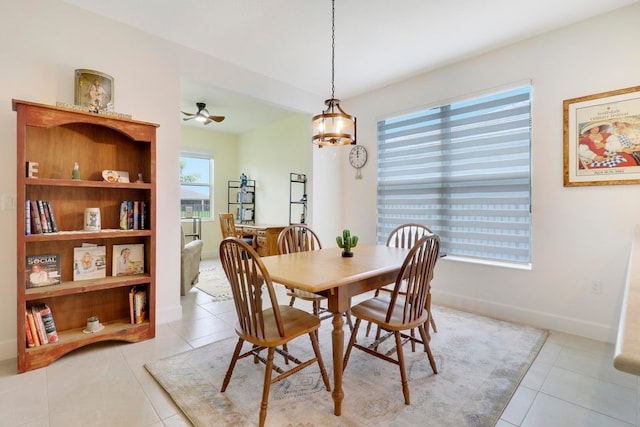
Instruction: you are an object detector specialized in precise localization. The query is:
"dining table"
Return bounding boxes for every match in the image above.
[260,244,410,417]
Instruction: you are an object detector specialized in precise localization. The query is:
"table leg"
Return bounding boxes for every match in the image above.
[331,312,344,416]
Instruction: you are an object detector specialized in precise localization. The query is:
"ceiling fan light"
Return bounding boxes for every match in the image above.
[195,108,209,122]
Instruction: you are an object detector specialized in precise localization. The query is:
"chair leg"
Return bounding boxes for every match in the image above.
[309,332,332,391]
[394,331,410,405]
[221,338,244,392]
[427,292,437,333]
[418,324,438,374]
[259,348,275,427]
[342,318,361,371]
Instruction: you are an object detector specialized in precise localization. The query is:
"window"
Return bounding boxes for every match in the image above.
[377,86,531,264]
[180,152,212,219]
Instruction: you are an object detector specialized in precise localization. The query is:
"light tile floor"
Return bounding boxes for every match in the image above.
[0,258,637,426]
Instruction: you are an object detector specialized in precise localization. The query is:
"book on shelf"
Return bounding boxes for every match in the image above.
[32,306,47,345]
[134,289,147,324]
[39,304,58,343]
[24,200,31,235]
[26,310,40,347]
[25,200,58,234]
[29,200,42,234]
[119,200,147,230]
[73,244,107,281]
[24,311,35,348]
[128,286,147,325]
[25,254,61,288]
[112,244,144,276]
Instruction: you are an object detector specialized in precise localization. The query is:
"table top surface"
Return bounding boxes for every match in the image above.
[260,244,409,293]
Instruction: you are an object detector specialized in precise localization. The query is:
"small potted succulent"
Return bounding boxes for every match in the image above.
[336,229,358,257]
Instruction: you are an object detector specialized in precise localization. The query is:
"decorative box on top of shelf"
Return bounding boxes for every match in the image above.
[13,99,158,373]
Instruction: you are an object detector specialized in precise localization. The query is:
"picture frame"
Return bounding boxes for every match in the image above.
[112,244,144,276]
[563,86,640,186]
[74,69,114,112]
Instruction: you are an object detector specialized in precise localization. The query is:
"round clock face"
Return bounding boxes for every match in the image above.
[349,145,368,169]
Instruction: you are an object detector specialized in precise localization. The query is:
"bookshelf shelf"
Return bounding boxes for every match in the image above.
[14,99,157,372]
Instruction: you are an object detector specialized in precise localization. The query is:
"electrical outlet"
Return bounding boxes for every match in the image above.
[591,279,603,295]
[2,194,16,210]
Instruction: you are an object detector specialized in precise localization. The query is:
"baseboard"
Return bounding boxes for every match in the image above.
[434,290,616,344]
[0,338,16,364]
[157,303,182,324]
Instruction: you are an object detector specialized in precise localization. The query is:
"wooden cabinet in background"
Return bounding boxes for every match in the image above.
[237,224,285,257]
[13,99,157,372]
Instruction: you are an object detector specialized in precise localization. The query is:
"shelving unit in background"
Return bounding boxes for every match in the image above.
[228,179,255,224]
[289,173,307,224]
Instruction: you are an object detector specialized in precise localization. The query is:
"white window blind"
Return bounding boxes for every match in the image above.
[377,86,532,264]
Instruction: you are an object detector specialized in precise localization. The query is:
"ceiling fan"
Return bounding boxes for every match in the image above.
[181,102,225,125]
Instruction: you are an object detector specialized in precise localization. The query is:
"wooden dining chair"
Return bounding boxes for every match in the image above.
[366,223,438,347]
[343,234,440,405]
[219,237,331,427]
[277,224,353,329]
[219,212,255,248]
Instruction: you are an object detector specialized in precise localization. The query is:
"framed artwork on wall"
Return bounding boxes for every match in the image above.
[74,69,114,112]
[563,85,640,186]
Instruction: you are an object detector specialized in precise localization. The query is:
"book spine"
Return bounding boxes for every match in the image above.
[140,201,146,230]
[133,201,139,230]
[31,200,42,234]
[37,200,49,233]
[26,311,40,347]
[45,201,59,232]
[129,287,136,324]
[127,201,134,229]
[134,290,146,324]
[120,201,129,230]
[40,305,59,343]
[25,200,31,235]
[24,311,35,348]
[32,306,48,345]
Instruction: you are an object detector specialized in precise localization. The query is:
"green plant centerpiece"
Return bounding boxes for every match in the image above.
[336,229,358,257]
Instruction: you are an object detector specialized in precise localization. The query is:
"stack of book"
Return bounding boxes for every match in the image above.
[25,200,58,235]
[119,200,147,230]
[25,304,58,348]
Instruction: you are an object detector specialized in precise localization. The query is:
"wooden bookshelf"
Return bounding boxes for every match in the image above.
[13,99,157,372]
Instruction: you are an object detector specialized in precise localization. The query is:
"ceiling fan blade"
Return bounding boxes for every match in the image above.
[181,110,197,117]
[182,116,195,121]
[209,115,225,123]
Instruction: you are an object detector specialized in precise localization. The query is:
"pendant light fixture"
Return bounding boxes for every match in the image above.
[312,0,356,147]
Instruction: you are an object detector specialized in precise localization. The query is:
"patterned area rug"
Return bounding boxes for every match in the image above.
[195,267,232,302]
[145,305,548,427]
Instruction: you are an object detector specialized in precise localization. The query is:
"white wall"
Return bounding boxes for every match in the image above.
[324,3,640,343]
[0,0,320,362]
[180,126,239,259]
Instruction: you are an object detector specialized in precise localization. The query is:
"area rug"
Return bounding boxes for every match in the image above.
[145,305,548,427]
[195,267,232,301]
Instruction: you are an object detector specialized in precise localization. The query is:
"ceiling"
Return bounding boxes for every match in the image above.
[63,0,639,134]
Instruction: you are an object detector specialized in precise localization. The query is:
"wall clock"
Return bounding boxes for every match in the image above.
[349,145,367,179]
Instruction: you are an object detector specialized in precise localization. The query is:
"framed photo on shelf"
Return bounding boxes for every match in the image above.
[74,69,114,112]
[73,245,106,281]
[112,244,144,276]
[563,85,640,187]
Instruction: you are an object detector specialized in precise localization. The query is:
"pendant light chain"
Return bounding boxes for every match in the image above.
[311,0,356,146]
[331,0,335,101]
